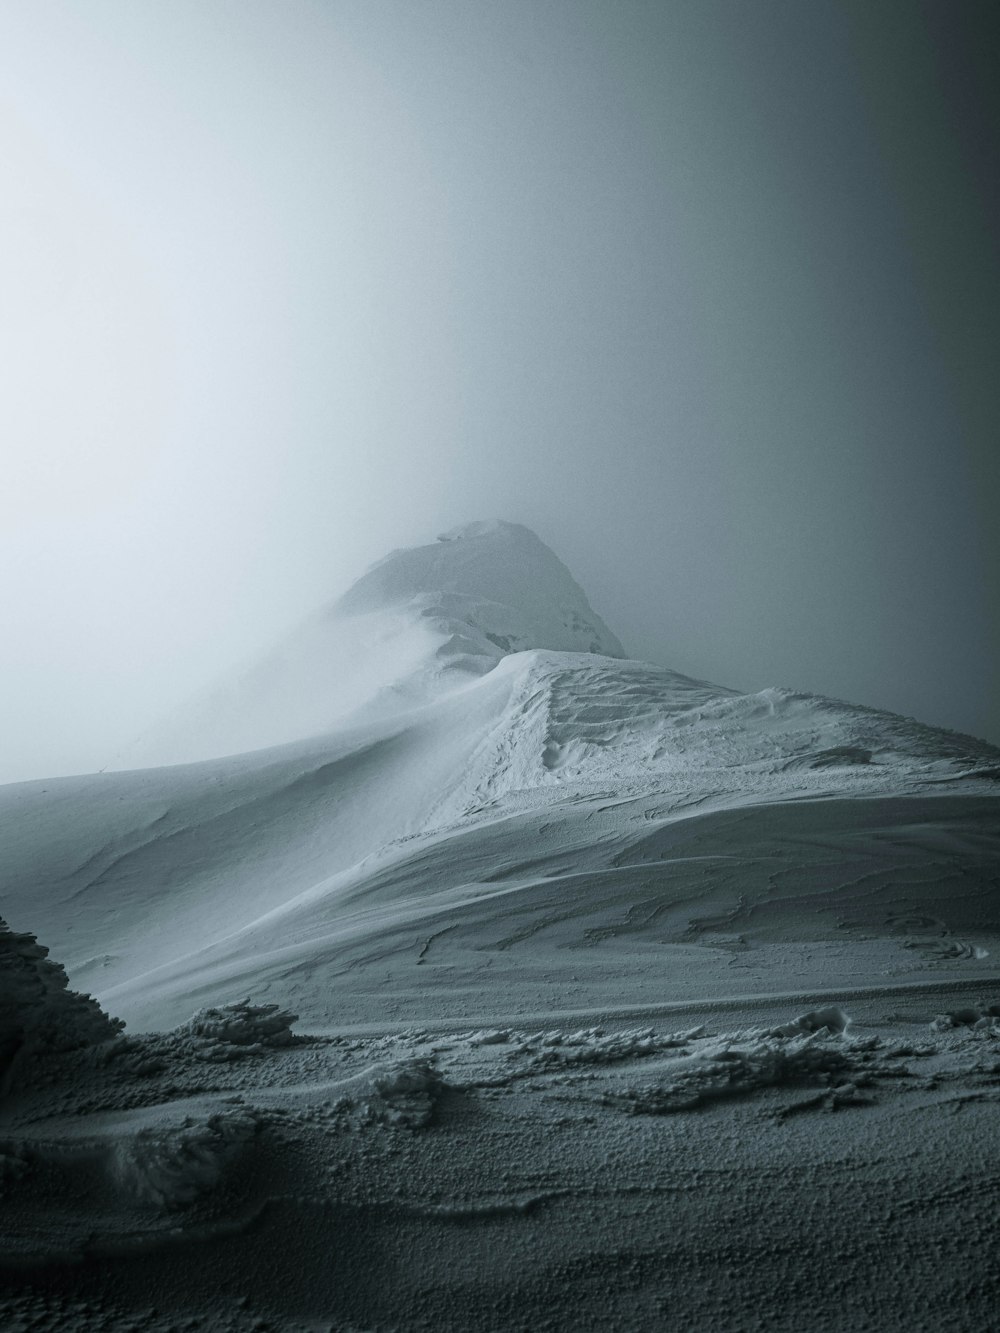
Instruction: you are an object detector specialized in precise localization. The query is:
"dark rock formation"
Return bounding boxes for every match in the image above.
[0,917,123,1089]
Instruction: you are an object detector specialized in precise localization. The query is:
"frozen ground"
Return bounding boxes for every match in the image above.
[2,522,998,1330]
[3,992,1000,1331]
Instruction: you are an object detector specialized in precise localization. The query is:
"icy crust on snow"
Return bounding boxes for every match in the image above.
[0,919,122,1086]
[0,1001,448,1266]
[2,994,999,1330]
[180,999,300,1051]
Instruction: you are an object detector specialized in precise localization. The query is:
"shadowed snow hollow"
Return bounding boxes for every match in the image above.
[121,520,624,768]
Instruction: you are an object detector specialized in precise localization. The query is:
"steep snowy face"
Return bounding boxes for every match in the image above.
[337,520,625,661]
[119,521,625,767]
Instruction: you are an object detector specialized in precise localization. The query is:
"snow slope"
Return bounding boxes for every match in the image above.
[2,521,998,1331]
[2,524,997,1033]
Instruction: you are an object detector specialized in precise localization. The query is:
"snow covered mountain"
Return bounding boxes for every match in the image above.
[2,521,997,1034]
[2,522,999,1331]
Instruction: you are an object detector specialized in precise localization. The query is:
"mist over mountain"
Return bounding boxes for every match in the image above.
[3,0,998,1321]
[2,523,998,1331]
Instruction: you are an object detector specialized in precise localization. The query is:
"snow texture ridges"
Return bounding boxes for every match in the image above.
[110,1108,260,1208]
[180,999,300,1049]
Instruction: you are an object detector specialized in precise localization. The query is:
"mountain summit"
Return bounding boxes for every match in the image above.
[337,520,625,660]
[123,521,625,767]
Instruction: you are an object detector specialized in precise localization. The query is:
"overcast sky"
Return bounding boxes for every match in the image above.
[1,0,997,783]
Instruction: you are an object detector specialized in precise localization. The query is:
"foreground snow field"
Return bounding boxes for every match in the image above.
[2,522,998,1330]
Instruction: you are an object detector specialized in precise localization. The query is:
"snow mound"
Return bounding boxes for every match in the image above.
[930,1003,1000,1032]
[510,1025,702,1071]
[770,1006,851,1038]
[180,999,300,1051]
[466,1028,511,1046]
[610,1031,858,1114]
[362,1058,444,1128]
[110,1108,260,1208]
[0,918,123,1088]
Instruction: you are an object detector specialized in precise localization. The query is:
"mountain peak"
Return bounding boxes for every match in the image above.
[436,518,531,542]
[335,519,625,662]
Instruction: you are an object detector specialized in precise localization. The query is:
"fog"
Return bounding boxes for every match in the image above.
[1,0,997,784]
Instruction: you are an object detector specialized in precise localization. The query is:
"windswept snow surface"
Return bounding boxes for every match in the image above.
[2,522,999,1330]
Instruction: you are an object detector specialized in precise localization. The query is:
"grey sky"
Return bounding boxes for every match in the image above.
[1,0,997,783]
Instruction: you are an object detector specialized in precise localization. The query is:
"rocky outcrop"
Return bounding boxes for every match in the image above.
[0,918,123,1088]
